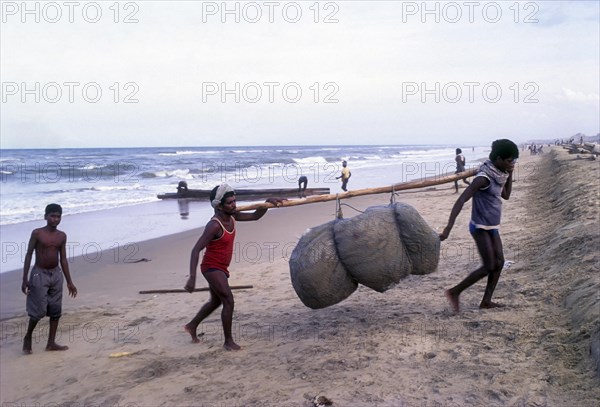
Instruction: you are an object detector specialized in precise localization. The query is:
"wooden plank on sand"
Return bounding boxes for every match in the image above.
[139,285,254,294]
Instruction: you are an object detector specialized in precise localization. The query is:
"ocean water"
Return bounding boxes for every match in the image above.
[0,145,488,273]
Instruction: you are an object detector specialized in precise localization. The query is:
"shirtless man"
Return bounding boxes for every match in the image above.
[184,184,284,350]
[22,203,77,354]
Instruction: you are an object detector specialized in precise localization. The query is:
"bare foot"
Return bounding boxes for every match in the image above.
[184,324,204,343]
[45,343,69,351]
[23,337,32,355]
[223,340,241,351]
[480,301,505,309]
[445,290,460,314]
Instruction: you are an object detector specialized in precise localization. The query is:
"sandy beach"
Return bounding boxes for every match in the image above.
[1,147,598,406]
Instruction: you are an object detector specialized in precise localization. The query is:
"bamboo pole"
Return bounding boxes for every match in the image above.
[139,285,254,294]
[236,168,478,212]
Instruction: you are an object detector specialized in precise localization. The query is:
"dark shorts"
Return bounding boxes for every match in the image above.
[469,223,500,237]
[26,266,63,320]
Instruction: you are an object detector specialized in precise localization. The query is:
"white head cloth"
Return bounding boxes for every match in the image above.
[211,184,235,208]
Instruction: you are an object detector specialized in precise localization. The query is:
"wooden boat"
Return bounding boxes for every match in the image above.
[157,187,331,200]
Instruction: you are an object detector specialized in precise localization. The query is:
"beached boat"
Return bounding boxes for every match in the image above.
[157,187,331,200]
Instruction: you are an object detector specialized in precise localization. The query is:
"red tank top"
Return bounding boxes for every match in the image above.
[201,217,236,277]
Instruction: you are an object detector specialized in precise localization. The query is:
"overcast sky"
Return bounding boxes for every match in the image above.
[1,0,598,148]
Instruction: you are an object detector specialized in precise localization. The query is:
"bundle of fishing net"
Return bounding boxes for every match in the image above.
[289,202,440,309]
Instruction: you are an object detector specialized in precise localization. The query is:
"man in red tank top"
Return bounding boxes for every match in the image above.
[184,184,284,351]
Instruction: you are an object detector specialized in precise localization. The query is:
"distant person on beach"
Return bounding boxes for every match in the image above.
[177,181,189,197]
[336,160,351,192]
[184,184,285,351]
[440,139,519,314]
[298,175,308,197]
[177,181,190,218]
[454,148,471,193]
[21,203,77,354]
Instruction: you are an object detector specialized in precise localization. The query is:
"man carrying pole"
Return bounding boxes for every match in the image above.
[183,184,284,351]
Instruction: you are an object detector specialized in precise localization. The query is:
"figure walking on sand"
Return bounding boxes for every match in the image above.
[440,139,519,314]
[336,160,351,192]
[454,148,471,193]
[21,203,78,354]
[184,184,285,350]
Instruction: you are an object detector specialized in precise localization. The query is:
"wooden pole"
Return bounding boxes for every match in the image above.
[139,285,254,294]
[236,168,478,212]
